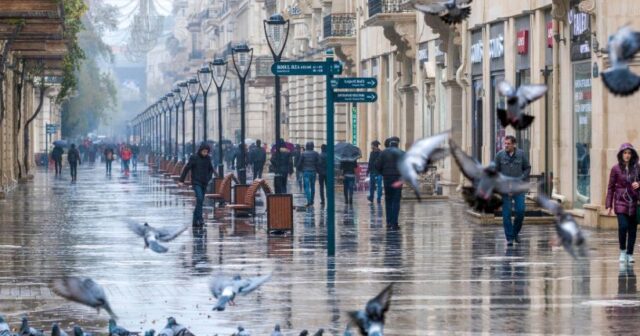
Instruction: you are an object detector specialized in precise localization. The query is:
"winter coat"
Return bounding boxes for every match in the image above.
[104,148,114,162]
[250,146,267,165]
[606,143,640,216]
[67,148,81,164]
[317,151,327,175]
[121,149,132,161]
[375,146,404,179]
[297,144,320,172]
[180,144,215,187]
[270,147,293,176]
[292,149,302,171]
[368,150,382,175]
[340,160,357,176]
[51,146,64,161]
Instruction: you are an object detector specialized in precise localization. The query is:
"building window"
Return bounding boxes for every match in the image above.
[491,74,506,158]
[515,69,531,161]
[573,61,592,208]
[472,77,483,161]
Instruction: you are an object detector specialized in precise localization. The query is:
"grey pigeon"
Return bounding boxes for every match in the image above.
[0,315,10,336]
[271,325,282,336]
[496,81,547,130]
[397,132,449,200]
[51,276,117,319]
[312,329,324,336]
[449,139,531,213]
[414,0,473,25]
[108,319,129,336]
[602,26,640,96]
[127,220,189,253]
[144,330,155,336]
[165,317,193,336]
[235,326,250,336]
[209,273,272,311]
[348,284,393,336]
[52,324,68,336]
[298,331,308,336]
[156,324,173,336]
[73,326,92,336]
[536,192,587,259]
[20,317,44,336]
[343,326,355,336]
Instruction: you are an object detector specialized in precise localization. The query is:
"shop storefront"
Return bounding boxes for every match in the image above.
[489,22,505,158]
[515,15,531,160]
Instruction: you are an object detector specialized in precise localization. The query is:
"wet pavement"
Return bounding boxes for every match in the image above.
[0,162,639,335]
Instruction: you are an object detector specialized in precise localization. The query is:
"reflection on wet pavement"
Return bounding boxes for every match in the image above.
[0,163,638,335]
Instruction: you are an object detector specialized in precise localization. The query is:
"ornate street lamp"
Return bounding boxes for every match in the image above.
[210,57,228,177]
[232,43,254,184]
[187,78,200,155]
[154,102,162,156]
[161,94,171,158]
[197,66,213,142]
[172,87,181,161]
[165,93,175,159]
[264,14,290,148]
[178,81,189,161]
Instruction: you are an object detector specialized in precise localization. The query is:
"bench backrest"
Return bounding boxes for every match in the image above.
[242,179,273,208]
[219,173,236,202]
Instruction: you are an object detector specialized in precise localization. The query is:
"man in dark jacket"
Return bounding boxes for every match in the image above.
[317,144,328,205]
[494,135,531,245]
[250,140,267,179]
[67,143,81,182]
[180,143,215,226]
[104,147,114,175]
[270,139,293,194]
[51,144,64,175]
[340,159,358,205]
[292,144,303,191]
[375,136,404,227]
[367,140,383,204]
[297,141,321,206]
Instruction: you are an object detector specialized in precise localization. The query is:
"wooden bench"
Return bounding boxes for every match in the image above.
[267,194,294,234]
[170,161,185,180]
[226,179,273,216]
[164,160,178,177]
[205,173,237,204]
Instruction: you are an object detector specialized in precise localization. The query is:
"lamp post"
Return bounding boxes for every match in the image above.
[161,96,170,158]
[177,81,189,161]
[165,93,175,159]
[211,57,228,177]
[264,14,290,147]
[154,103,161,156]
[231,43,254,184]
[172,87,181,161]
[198,66,213,143]
[187,78,200,154]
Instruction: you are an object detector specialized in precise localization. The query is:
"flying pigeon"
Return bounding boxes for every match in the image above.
[127,220,189,253]
[449,139,531,213]
[51,276,117,319]
[536,192,587,258]
[73,326,93,336]
[396,132,450,200]
[0,315,11,336]
[20,317,44,336]
[602,26,640,96]
[271,325,282,336]
[496,81,547,130]
[209,273,272,311]
[108,319,130,336]
[348,284,393,336]
[414,0,473,25]
[52,324,68,336]
[234,326,250,336]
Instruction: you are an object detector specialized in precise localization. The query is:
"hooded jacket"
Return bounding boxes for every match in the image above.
[606,143,640,216]
[180,143,215,187]
[270,142,293,176]
[297,142,320,172]
[375,138,404,178]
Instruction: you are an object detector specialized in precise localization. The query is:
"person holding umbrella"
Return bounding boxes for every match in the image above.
[335,142,362,206]
[270,138,294,194]
[51,142,64,176]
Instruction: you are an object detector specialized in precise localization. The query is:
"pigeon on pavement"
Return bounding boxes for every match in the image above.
[396,132,450,200]
[496,81,547,130]
[209,273,272,311]
[51,324,68,336]
[73,326,93,336]
[414,0,473,25]
[298,331,308,336]
[165,317,193,336]
[348,284,393,336]
[144,330,155,336]
[234,326,250,336]
[0,315,10,336]
[536,192,587,258]
[312,329,324,336]
[20,317,44,336]
[108,319,130,336]
[127,220,189,253]
[51,276,117,319]
[602,26,640,96]
[271,325,282,336]
[449,139,531,213]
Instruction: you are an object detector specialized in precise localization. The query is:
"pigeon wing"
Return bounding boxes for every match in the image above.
[414,3,448,15]
[497,81,516,97]
[494,175,531,195]
[517,84,548,105]
[619,28,640,60]
[455,0,473,6]
[209,276,231,298]
[367,283,393,317]
[155,224,189,242]
[449,139,483,180]
[238,273,272,295]
[125,219,147,237]
[536,193,563,216]
[347,311,368,336]
[51,277,93,304]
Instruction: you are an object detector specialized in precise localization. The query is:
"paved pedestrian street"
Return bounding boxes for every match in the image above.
[0,163,638,335]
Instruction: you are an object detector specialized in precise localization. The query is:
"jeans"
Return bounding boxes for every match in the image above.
[369,174,383,202]
[303,171,316,205]
[383,177,402,225]
[318,174,327,203]
[502,193,526,241]
[274,175,288,194]
[343,174,356,204]
[106,161,112,174]
[54,159,62,175]
[193,184,205,224]
[253,161,264,179]
[296,170,303,190]
[132,155,138,171]
[69,162,78,180]
[618,213,638,255]
[123,160,130,172]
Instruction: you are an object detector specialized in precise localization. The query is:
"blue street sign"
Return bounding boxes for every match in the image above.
[330,77,378,89]
[333,91,378,103]
[271,61,343,76]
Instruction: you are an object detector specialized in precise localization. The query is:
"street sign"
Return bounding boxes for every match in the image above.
[271,61,343,76]
[351,105,357,145]
[330,77,377,89]
[46,124,57,134]
[334,91,378,103]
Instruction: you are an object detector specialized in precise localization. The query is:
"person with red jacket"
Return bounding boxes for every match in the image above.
[121,146,133,174]
[606,143,640,264]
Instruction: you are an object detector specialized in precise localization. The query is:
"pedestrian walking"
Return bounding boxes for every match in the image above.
[250,139,267,179]
[293,144,303,191]
[375,136,405,227]
[494,135,531,246]
[104,147,114,175]
[67,143,81,182]
[179,143,215,226]
[121,146,133,174]
[51,144,64,175]
[341,159,357,205]
[131,144,139,171]
[606,143,640,263]
[367,140,383,204]
[317,144,328,206]
[297,142,321,207]
[270,138,293,194]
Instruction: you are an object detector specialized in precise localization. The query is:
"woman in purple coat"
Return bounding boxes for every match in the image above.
[606,143,640,263]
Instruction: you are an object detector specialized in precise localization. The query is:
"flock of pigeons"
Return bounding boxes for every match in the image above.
[2,1,639,335]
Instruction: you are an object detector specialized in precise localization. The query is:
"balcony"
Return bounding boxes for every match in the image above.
[323,13,356,39]
[367,0,409,16]
[364,0,416,61]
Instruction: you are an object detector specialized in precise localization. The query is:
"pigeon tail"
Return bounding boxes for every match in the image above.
[441,7,471,25]
[602,66,640,96]
[104,303,118,321]
[213,295,232,311]
[514,115,535,130]
[149,240,169,253]
[496,108,510,128]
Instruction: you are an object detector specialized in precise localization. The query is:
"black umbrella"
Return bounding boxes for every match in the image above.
[53,140,68,147]
[334,142,361,162]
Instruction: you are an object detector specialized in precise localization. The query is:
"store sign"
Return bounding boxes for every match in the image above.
[569,6,591,61]
[471,41,483,64]
[351,106,357,145]
[489,34,504,59]
[547,21,554,48]
[517,30,529,54]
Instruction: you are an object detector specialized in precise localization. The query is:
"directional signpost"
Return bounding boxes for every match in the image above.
[272,53,378,257]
